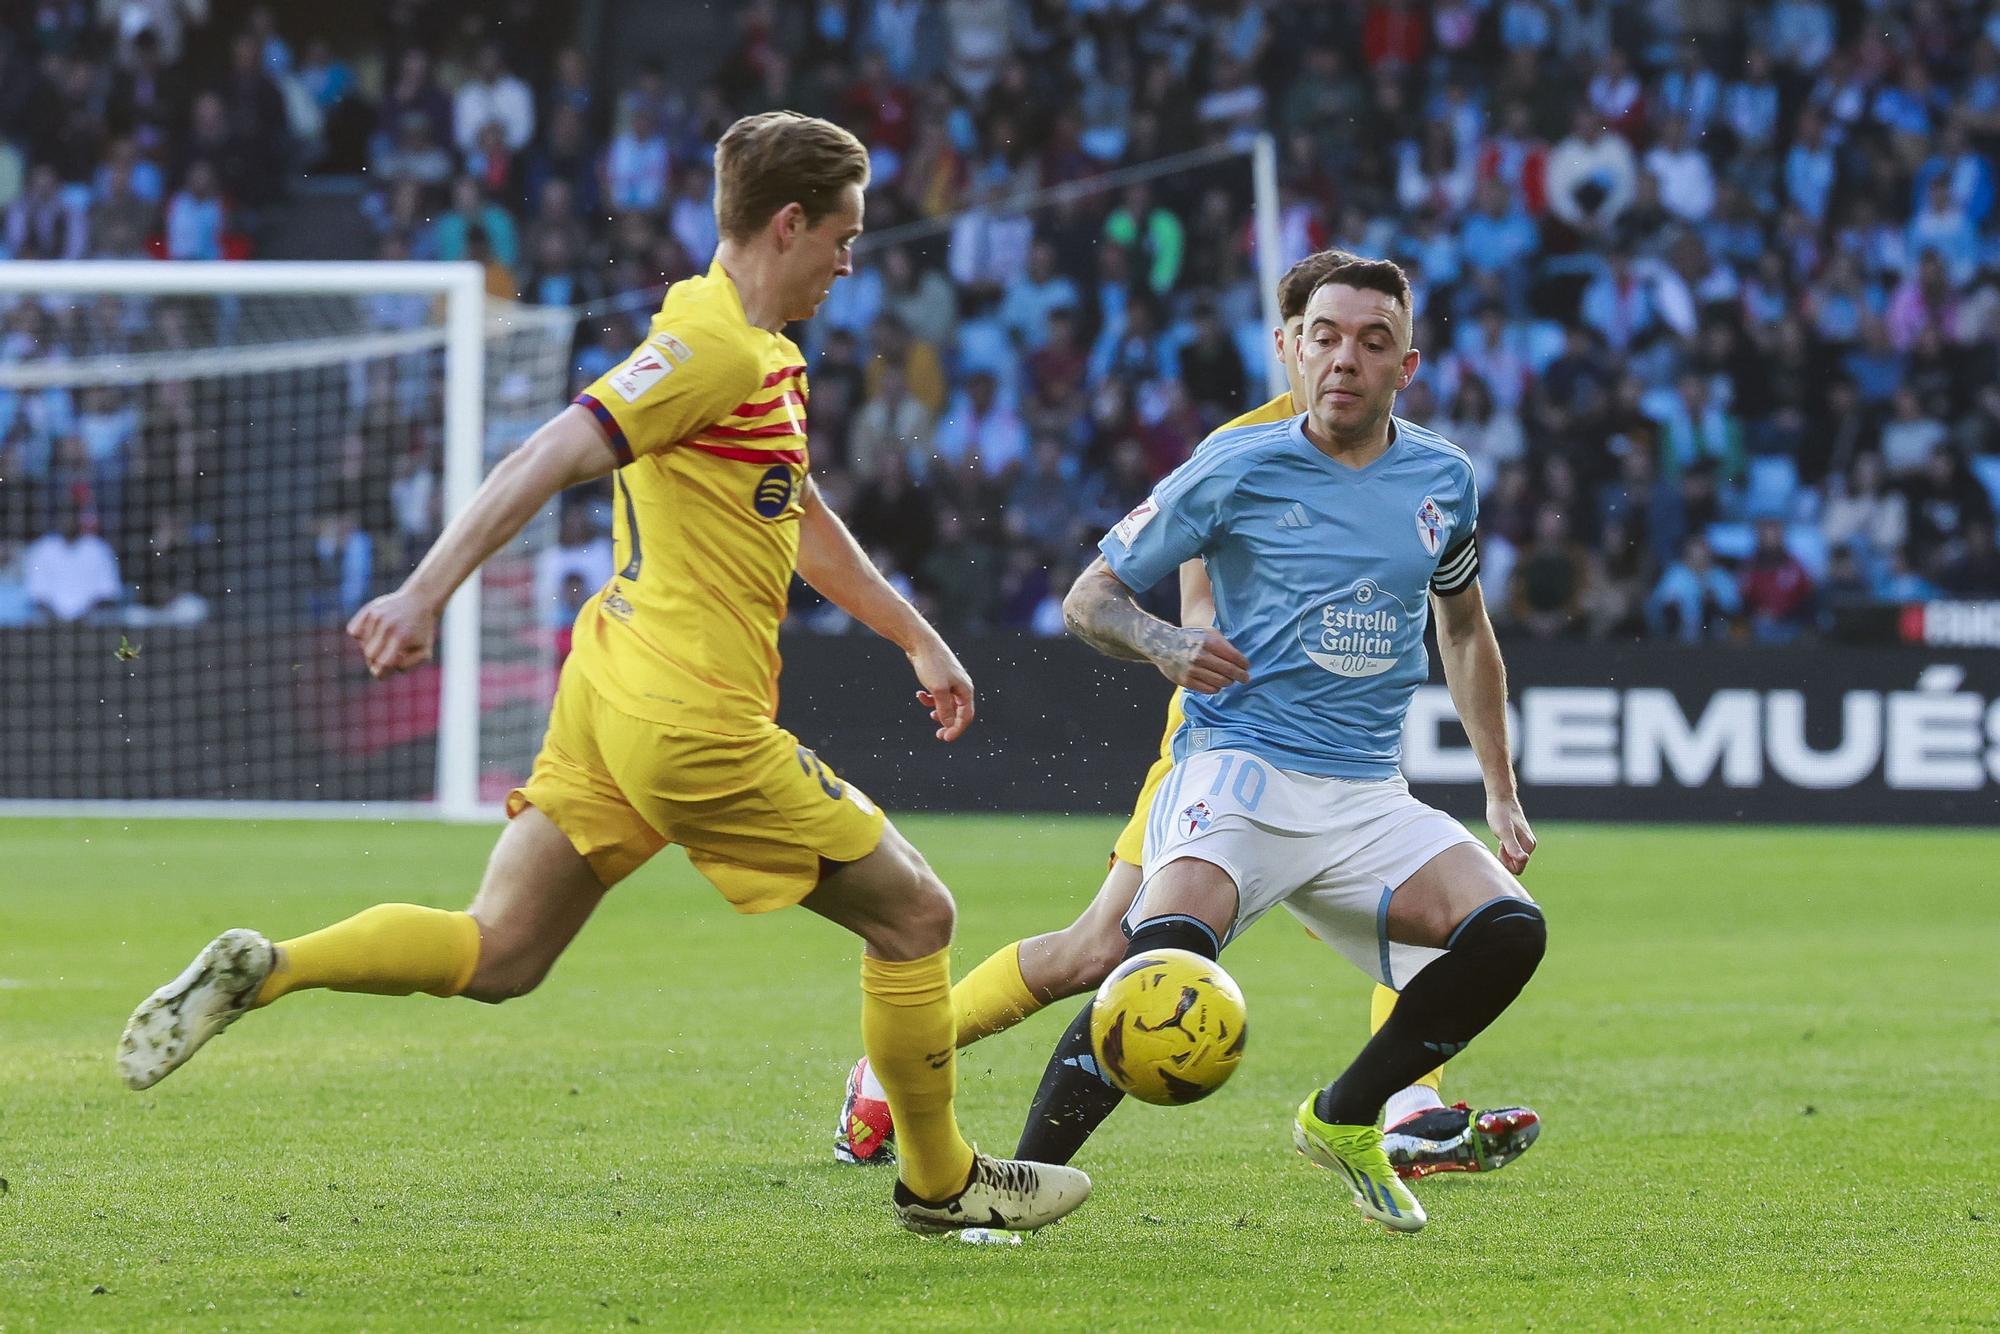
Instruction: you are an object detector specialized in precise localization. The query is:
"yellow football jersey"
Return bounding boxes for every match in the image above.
[1215,391,1296,433]
[569,262,811,733]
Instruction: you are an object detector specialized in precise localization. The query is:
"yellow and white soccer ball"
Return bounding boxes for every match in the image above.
[1089,948,1247,1106]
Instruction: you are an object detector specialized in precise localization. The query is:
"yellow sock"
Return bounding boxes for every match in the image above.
[253,903,481,1007]
[860,947,976,1202]
[1371,982,1444,1093]
[950,941,1042,1047]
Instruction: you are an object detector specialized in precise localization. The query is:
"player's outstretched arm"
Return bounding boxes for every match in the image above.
[794,479,974,741]
[1062,557,1249,694]
[348,404,619,679]
[1434,579,1536,874]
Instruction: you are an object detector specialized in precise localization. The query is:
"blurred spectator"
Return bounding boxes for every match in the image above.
[849,447,938,578]
[1103,183,1184,297]
[385,441,438,575]
[1547,107,1637,238]
[1178,303,1247,422]
[309,509,372,621]
[1886,250,1961,352]
[1904,448,1994,573]
[1643,118,1714,222]
[1783,108,1838,224]
[669,166,719,269]
[524,105,604,220]
[436,176,519,268]
[880,248,957,350]
[24,505,120,622]
[1739,518,1816,643]
[4,163,86,259]
[1818,543,1874,612]
[1935,516,2000,597]
[604,103,671,214]
[465,122,519,200]
[1508,504,1594,639]
[1907,177,1979,285]
[90,155,157,257]
[374,111,454,188]
[1878,388,1948,478]
[848,362,932,480]
[454,42,535,157]
[163,160,225,260]
[534,505,611,630]
[997,240,1081,352]
[220,31,290,208]
[1438,373,1525,483]
[1003,439,1076,553]
[866,314,946,414]
[930,371,1026,481]
[1458,180,1540,299]
[920,506,1000,631]
[1651,373,1744,484]
[1821,453,1909,566]
[1646,535,1741,641]
[106,29,184,154]
[1580,251,1659,352]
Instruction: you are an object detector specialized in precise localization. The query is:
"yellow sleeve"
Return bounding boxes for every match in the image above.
[574,323,766,466]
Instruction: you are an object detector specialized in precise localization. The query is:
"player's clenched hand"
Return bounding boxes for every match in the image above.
[1487,795,1536,875]
[347,590,439,679]
[1151,626,1250,695]
[907,633,976,742]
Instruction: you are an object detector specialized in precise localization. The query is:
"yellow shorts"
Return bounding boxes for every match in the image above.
[1111,689,1186,866]
[507,662,886,911]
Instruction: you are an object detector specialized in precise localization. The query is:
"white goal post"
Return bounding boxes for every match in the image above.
[0,262,573,821]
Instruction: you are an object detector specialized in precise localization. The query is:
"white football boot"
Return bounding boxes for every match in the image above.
[893,1153,1092,1234]
[118,928,275,1090]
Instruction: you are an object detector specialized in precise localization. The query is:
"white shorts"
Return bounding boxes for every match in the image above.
[1131,748,1482,989]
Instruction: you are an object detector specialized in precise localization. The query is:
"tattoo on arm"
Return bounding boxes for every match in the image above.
[1064,559,1183,663]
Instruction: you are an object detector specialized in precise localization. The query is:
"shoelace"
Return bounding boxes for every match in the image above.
[977,1156,1043,1199]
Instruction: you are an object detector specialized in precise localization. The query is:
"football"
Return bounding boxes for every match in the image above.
[1089,948,1248,1106]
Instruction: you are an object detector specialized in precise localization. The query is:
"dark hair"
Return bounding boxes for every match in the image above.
[1277,248,1360,322]
[1306,256,1415,322]
[713,111,870,242]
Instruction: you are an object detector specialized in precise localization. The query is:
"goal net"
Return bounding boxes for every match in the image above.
[0,263,573,818]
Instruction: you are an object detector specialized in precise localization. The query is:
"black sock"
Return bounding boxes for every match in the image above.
[1015,914,1221,1164]
[1315,897,1547,1127]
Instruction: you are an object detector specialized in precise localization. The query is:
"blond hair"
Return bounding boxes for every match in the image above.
[713,111,871,242]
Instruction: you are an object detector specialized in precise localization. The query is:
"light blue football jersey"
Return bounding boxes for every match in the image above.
[1098,413,1480,779]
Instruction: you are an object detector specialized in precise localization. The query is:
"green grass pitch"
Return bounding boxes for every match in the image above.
[3,816,1997,1331]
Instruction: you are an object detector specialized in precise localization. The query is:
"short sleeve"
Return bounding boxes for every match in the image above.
[1430,469,1482,596]
[1097,459,1232,594]
[574,323,763,466]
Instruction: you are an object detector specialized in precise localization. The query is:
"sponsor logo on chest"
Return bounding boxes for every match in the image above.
[1296,578,1421,678]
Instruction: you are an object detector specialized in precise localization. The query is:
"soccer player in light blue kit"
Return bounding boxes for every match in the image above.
[1019,257,1546,1232]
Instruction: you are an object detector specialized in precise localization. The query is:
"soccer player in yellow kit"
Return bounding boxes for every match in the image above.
[838,249,1540,1180]
[116,111,1088,1237]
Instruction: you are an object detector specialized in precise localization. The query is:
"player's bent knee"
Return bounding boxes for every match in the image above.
[897,870,956,956]
[1453,898,1547,979]
[459,929,558,1004]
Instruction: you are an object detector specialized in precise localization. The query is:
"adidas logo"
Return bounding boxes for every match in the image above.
[1277,502,1311,529]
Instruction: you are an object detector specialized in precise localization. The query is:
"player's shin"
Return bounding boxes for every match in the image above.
[950,940,1043,1046]
[1315,899,1546,1127]
[253,903,481,1006]
[859,947,976,1201]
[1015,914,1219,1164]
[1371,982,1447,1127]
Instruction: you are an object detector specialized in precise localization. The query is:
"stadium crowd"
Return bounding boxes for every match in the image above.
[4,0,2000,642]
